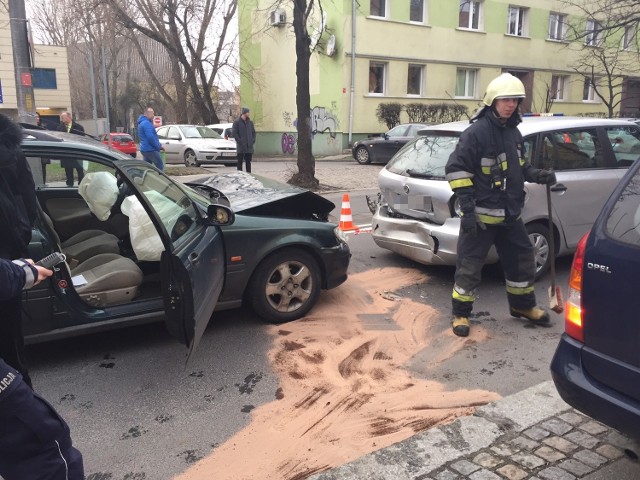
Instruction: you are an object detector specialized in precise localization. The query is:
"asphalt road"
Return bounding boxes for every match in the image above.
[22,160,622,479]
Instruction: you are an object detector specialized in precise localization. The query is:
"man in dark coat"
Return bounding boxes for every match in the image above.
[0,113,39,387]
[231,106,256,172]
[56,111,85,186]
[0,257,85,480]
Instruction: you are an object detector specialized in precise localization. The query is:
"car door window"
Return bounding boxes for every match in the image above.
[541,128,601,170]
[167,127,182,140]
[605,127,640,167]
[387,125,408,137]
[522,136,536,165]
[606,167,640,246]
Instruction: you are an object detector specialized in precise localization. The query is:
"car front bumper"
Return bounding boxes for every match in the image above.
[551,334,640,440]
[371,204,499,266]
[319,242,351,289]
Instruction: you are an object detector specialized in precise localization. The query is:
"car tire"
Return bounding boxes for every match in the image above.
[355,146,371,165]
[527,223,551,280]
[248,248,321,324]
[184,150,199,167]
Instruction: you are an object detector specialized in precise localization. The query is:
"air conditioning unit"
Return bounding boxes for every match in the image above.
[270,9,286,27]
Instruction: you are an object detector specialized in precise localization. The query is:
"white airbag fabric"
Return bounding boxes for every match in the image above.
[78,172,119,221]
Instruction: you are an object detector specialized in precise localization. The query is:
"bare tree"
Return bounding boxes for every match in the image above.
[561,0,640,117]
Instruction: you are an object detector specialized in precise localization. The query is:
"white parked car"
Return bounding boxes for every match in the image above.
[370,117,640,279]
[206,122,234,142]
[156,125,237,166]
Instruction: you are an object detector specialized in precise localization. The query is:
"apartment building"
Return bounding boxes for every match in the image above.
[239,0,640,155]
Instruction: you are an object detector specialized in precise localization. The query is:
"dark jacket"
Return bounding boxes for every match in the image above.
[231,116,256,154]
[57,120,85,169]
[0,259,37,300]
[0,114,37,259]
[445,111,540,224]
[137,115,162,152]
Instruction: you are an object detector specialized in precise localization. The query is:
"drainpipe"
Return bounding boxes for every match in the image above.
[348,0,356,147]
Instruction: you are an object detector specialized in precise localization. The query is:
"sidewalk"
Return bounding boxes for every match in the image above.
[310,381,640,480]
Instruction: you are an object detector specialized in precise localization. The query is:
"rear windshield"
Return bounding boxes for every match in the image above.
[605,167,640,246]
[385,134,460,179]
[113,135,133,143]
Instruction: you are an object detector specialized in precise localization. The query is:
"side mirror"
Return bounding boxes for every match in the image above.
[384,133,390,140]
[206,204,235,226]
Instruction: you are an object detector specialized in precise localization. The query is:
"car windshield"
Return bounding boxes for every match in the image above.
[385,133,460,178]
[181,126,222,139]
[113,135,133,143]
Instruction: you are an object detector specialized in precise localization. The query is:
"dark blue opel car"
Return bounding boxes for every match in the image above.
[551,157,640,439]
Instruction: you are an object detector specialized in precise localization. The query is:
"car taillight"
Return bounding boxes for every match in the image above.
[565,232,589,342]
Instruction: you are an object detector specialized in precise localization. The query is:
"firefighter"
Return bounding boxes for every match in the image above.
[445,73,556,337]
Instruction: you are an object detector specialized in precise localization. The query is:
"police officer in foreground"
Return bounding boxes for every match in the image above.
[0,258,85,479]
[445,73,556,337]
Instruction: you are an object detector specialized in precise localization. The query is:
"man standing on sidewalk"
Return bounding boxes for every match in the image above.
[138,107,164,171]
[232,107,256,173]
[56,111,85,186]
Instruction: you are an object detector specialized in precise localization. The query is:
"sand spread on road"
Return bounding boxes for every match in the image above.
[176,267,500,480]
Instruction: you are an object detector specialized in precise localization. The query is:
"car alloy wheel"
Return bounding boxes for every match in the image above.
[527,223,551,280]
[249,248,320,323]
[355,146,371,165]
[184,150,199,167]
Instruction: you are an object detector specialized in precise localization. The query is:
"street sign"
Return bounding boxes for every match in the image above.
[153,116,162,127]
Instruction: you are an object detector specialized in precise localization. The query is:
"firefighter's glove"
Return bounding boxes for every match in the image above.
[460,213,485,237]
[537,169,557,186]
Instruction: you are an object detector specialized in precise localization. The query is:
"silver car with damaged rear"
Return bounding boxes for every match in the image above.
[370,117,640,278]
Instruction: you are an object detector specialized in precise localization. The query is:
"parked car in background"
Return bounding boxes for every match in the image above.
[100,132,137,157]
[20,129,350,345]
[551,157,640,439]
[207,122,234,142]
[352,123,427,165]
[369,117,640,279]
[156,124,237,166]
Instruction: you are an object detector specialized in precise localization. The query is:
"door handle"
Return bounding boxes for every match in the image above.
[550,184,567,192]
[188,252,199,264]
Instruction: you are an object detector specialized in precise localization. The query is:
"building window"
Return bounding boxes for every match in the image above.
[548,13,567,41]
[455,68,477,98]
[551,75,569,101]
[369,62,386,94]
[583,77,599,102]
[407,64,424,96]
[623,24,637,50]
[459,1,482,30]
[586,19,602,46]
[507,5,528,36]
[370,0,387,18]
[31,68,57,89]
[410,0,425,23]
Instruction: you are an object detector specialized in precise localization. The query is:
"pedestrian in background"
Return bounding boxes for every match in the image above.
[0,257,85,480]
[138,107,164,171]
[36,113,51,183]
[232,107,256,173]
[445,73,556,337]
[0,113,39,387]
[56,111,85,186]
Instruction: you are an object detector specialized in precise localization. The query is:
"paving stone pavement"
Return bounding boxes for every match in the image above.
[309,381,640,480]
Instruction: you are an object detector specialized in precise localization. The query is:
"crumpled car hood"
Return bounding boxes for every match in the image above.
[187,172,335,220]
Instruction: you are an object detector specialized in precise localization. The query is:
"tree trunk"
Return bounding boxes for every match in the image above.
[289,0,318,189]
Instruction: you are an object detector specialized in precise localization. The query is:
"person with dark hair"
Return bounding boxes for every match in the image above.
[56,111,85,186]
[0,257,85,480]
[0,113,39,386]
[232,107,256,173]
[445,73,557,337]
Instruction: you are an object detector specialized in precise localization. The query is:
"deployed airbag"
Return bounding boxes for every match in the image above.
[78,172,119,221]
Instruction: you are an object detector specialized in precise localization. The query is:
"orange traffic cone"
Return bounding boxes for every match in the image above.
[338,193,358,232]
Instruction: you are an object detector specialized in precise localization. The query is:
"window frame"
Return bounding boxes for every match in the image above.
[507,5,529,37]
[368,61,387,96]
[548,12,567,41]
[623,24,638,50]
[551,75,569,101]
[455,68,477,99]
[409,0,426,24]
[31,68,58,90]
[370,0,387,18]
[582,77,600,102]
[586,19,602,46]
[407,64,424,96]
[458,0,482,31]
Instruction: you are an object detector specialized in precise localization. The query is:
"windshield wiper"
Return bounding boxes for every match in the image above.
[405,169,442,179]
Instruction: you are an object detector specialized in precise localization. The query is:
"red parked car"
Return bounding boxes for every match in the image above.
[100,133,137,157]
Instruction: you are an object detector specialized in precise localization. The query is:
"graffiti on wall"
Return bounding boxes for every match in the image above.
[311,106,338,137]
[282,111,294,128]
[281,133,297,154]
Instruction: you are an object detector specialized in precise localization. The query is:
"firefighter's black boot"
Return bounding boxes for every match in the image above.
[510,306,551,324]
[452,316,470,337]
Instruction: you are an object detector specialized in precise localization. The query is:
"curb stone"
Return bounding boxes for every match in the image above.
[309,381,639,480]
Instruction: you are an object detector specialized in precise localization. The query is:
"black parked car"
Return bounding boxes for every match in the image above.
[352,123,427,164]
[22,130,351,346]
[551,156,640,439]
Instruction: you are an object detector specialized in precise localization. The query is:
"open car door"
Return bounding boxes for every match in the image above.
[116,163,233,357]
